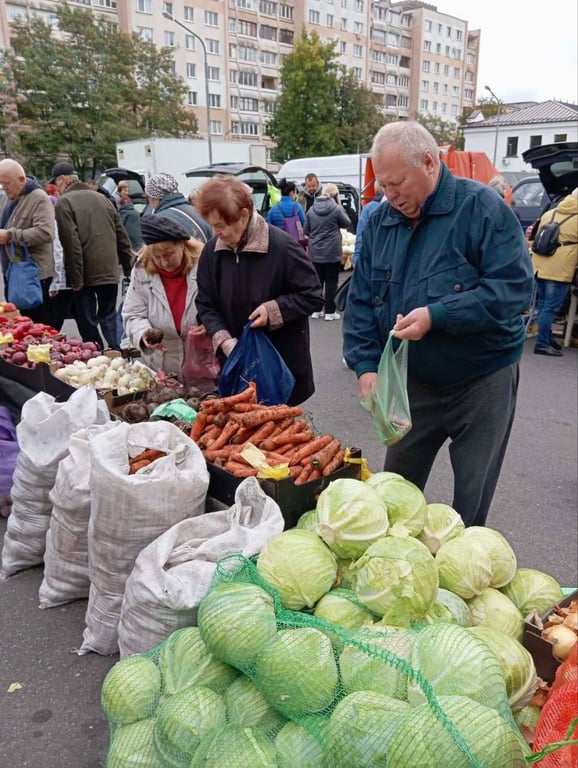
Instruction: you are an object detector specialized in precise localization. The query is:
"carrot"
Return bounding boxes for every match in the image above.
[225,459,258,477]
[241,419,277,446]
[203,445,238,462]
[190,412,207,442]
[241,406,303,429]
[311,438,341,470]
[231,402,264,413]
[291,419,309,434]
[322,449,345,477]
[201,382,257,412]
[129,449,167,464]
[262,450,291,466]
[289,434,334,466]
[309,468,322,481]
[209,420,239,451]
[294,463,314,485]
[129,459,151,474]
[213,411,229,428]
[197,424,221,448]
[288,465,302,480]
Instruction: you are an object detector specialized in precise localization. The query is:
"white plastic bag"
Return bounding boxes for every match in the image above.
[0,388,110,578]
[117,477,284,657]
[80,420,209,656]
[38,422,121,609]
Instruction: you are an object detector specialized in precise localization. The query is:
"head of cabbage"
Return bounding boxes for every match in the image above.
[365,472,427,537]
[106,719,158,768]
[274,722,325,768]
[313,588,375,631]
[467,587,524,642]
[500,568,563,617]
[256,529,337,610]
[224,676,285,736]
[417,503,465,554]
[340,627,412,701]
[462,526,517,588]
[101,656,161,726]
[436,536,493,599]
[315,478,390,558]
[190,724,278,768]
[426,588,471,627]
[354,536,438,625]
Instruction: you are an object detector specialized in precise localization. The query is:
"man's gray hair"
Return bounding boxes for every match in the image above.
[371,121,439,168]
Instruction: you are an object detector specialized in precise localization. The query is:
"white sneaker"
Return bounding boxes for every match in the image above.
[324,312,341,321]
[311,311,324,319]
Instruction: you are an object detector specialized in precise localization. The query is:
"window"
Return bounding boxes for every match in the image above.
[423,40,431,52]
[401,36,411,49]
[239,70,258,86]
[260,1,277,14]
[398,95,409,107]
[445,46,450,56]
[260,50,278,65]
[421,80,429,91]
[204,11,218,26]
[425,20,432,31]
[446,25,451,36]
[207,67,220,81]
[422,60,430,72]
[436,43,441,54]
[353,44,363,58]
[207,39,220,54]
[554,133,567,142]
[136,0,151,12]
[353,67,363,78]
[237,20,257,36]
[453,67,460,78]
[209,120,222,134]
[456,29,463,41]
[441,102,447,113]
[230,70,238,84]
[279,4,293,20]
[385,94,397,107]
[432,101,438,112]
[186,63,196,78]
[261,100,275,113]
[206,94,219,108]
[354,22,364,35]
[530,135,542,148]
[327,14,334,26]
[239,97,259,111]
[437,23,442,33]
[239,46,257,61]
[387,32,399,45]
[371,71,385,85]
[94,0,116,7]
[240,121,259,136]
[387,53,398,65]
[185,35,195,50]
[465,71,474,82]
[279,28,294,44]
[464,88,473,99]
[163,31,175,47]
[309,9,320,23]
[506,137,519,157]
[234,0,255,8]
[341,0,348,7]
[443,84,448,94]
[355,0,364,11]
[433,82,439,93]
[341,18,347,31]
[137,26,153,41]
[398,75,409,87]
[340,41,347,53]
[184,6,194,22]
[386,74,397,85]
[163,2,173,15]
[260,25,277,40]
[453,86,459,96]
[229,43,237,58]
[443,65,449,76]
[434,62,440,74]
[187,90,197,106]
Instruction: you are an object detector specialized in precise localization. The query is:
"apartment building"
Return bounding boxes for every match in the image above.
[0,0,480,150]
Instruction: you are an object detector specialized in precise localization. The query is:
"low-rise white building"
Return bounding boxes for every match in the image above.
[463,100,578,177]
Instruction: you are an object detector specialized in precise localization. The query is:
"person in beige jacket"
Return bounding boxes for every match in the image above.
[531,188,578,356]
[0,159,55,324]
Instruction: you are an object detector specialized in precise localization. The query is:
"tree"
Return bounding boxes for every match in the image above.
[266,31,341,162]
[414,114,462,147]
[2,4,197,179]
[333,69,385,155]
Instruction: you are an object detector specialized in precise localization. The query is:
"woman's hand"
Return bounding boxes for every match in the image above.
[221,338,238,357]
[189,324,206,336]
[142,327,165,350]
[249,304,269,328]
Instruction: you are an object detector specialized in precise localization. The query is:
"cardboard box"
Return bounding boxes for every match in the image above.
[522,588,578,683]
[0,356,50,392]
[207,453,362,529]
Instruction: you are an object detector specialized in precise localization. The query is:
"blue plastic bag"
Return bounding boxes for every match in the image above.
[6,241,43,311]
[218,322,295,405]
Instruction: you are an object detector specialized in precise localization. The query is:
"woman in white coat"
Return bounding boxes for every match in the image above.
[122,215,205,377]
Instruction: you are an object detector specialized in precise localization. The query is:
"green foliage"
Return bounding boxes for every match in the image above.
[2,4,197,179]
[414,113,463,147]
[267,31,383,162]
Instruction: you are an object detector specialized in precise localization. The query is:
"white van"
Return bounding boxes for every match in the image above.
[276,153,370,191]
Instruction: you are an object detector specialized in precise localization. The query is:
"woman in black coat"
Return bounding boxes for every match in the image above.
[195,176,323,405]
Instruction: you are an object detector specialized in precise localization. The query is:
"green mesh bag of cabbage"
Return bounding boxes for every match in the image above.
[100,553,535,768]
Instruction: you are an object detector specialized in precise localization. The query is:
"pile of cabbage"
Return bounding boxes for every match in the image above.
[101,474,564,767]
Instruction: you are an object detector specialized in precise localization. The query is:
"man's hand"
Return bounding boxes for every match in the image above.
[358,371,377,400]
[392,308,431,340]
[0,229,11,246]
[248,304,269,328]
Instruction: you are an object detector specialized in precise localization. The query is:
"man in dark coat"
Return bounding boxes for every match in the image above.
[52,162,133,349]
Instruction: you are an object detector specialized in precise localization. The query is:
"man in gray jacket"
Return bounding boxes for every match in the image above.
[0,159,55,324]
[52,162,132,349]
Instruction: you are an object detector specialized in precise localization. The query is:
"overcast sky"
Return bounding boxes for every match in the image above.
[436,0,578,104]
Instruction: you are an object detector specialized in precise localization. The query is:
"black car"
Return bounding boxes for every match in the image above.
[511,142,578,230]
[184,163,279,217]
[97,167,149,214]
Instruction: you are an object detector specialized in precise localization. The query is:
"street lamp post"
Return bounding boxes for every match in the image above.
[484,85,501,167]
[162,12,213,165]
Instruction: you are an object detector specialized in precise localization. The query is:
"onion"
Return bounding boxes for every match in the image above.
[562,612,578,631]
[542,625,578,660]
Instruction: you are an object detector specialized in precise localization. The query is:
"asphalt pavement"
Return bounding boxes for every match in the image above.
[0,310,577,768]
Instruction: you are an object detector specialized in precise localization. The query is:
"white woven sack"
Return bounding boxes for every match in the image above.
[80,420,209,655]
[38,422,121,609]
[0,387,110,578]
[118,477,285,657]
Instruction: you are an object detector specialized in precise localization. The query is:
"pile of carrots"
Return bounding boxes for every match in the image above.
[190,382,345,484]
[128,448,167,474]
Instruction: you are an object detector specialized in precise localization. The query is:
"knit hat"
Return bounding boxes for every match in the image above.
[145,172,179,200]
[140,214,190,245]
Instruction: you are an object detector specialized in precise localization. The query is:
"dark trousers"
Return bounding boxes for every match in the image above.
[72,283,119,350]
[384,362,520,527]
[314,261,341,314]
[50,290,75,332]
[18,277,55,327]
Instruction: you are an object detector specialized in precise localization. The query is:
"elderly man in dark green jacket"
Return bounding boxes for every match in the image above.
[52,162,132,350]
[343,121,534,528]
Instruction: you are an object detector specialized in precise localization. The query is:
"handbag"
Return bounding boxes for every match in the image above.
[281,204,308,249]
[361,331,412,446]
[218,322,295,405]
[6,241,43,311]
[335,274,352,312]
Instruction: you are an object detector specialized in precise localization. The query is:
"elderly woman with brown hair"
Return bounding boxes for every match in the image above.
[122,215,204,376]
[196,175,324,405]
